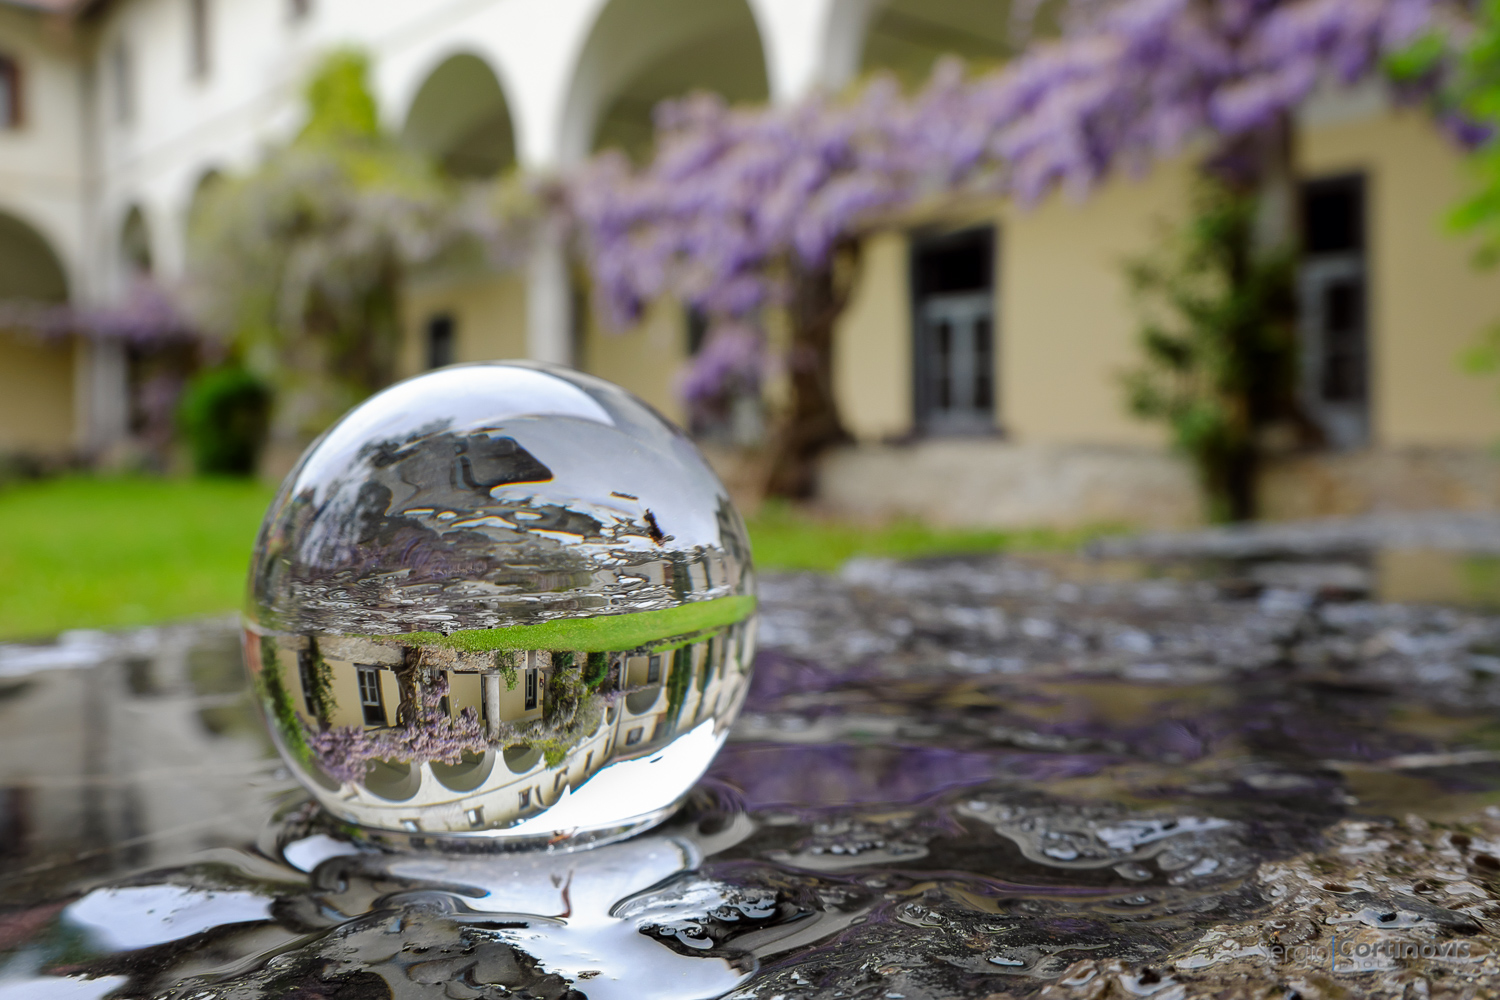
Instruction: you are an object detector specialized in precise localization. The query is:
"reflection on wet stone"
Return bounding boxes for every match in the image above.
[243,362,757,841]
[10,517,1500,996]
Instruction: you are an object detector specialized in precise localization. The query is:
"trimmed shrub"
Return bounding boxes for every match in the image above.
[178,366,270,476]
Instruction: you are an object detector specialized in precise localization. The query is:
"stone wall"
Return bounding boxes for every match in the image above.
[814,440,1202,530]
[1260,447,1500,519]
[812,441,1500,530]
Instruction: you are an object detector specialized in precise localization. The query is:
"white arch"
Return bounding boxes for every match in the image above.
[369,0,867,168]
[818,0,882,91]
[119,203,153,276]
[356,0,878,368]
[371,1,613,172]
[398,50,517,178]
[181,165,228,226]
[0,198,74,303]
[746,0,871,99]
[388,44,519,163]
[557,0,772,164]
[107,196,170,297]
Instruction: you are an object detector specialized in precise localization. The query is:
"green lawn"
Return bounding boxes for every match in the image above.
[395,594,757,652]
[0,476,278,640]
[0,477,1090,640]
[746,500,1095,572]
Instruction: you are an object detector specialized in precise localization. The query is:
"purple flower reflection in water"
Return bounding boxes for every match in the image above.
[708,743,1113,809]
[744,650,879,711]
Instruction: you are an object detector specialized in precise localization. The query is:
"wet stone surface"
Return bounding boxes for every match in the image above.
[3,551,1500,998]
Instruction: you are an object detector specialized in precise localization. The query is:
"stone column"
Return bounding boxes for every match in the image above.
[76,338,129,456]
[481,672,503,739]
[526,227,573,367]
[750,0,872,98]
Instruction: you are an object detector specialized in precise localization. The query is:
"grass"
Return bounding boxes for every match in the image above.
[393,595,757,652]
[0,477,1093,641]
[745,499,1098,573]
[0,475,277,641]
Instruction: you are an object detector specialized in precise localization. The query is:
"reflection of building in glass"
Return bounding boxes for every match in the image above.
[252,425,752,638]
[357,667,386,726]
[250,618,756,833]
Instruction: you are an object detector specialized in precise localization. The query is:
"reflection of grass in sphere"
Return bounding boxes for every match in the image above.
[391,594,756,651]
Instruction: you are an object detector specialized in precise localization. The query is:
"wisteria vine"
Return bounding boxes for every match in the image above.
[570,0,1454,411]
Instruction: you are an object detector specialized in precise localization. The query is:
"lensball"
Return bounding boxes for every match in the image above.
[243,362,756,845]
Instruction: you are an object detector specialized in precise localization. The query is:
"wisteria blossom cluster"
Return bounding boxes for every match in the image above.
[570,0,1448,401]
[0,278,197,345]
[308,673,492,785]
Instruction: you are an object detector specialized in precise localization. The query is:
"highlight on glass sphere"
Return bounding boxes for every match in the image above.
[242,361,756,844]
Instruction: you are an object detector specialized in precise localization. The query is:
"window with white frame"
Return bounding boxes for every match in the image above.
[524,665,538,711]
[911,227,997,435]
[357,666,386,727]
[1299,175,1368,450]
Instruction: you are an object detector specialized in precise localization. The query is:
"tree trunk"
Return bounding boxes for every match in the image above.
[763,257,856,498]
[1205,115,1299,521]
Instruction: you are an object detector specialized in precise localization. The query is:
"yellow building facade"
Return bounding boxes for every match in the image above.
[3,0,1495,528]
[257,623,755,834]
[389,103,1500,527]
[5,89,1498,527]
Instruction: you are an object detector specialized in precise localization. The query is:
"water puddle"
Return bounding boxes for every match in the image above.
[2,545,1500,997]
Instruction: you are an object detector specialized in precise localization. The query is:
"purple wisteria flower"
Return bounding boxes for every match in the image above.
[0,278,198,345]
[308,673,491,786]
[570,0,1448,408]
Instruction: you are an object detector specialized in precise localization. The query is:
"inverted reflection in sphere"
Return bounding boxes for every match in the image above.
[244,362,756,844]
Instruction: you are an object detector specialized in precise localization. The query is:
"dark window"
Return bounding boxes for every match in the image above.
[626,726,644,746]
[357,667,385,727]
[686,307,709,356]
[0,787,29,858]
[913,229,993,293]
[0,55,21,129]
[524,667,538,711]
[426,313,455,369]
[518,787,530,809]
[1303,177,1363,255]
[646,655,661,684]
[297,650,319,716]
[912,227,997,434]
[1299,175,1368,449]
[1320,280,1365,403]
[188,0,210,79]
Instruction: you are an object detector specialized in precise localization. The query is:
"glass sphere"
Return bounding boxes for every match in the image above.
[244,362,756,845]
